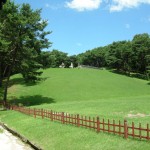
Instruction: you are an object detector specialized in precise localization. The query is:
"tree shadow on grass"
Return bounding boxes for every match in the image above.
[110,70,149,81]
[110,70,133,78]
[10,95,55,107]
[8,77,49,87]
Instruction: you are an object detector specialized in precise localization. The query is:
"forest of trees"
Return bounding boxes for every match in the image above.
[40,33,150,80]
[77,33,150,79]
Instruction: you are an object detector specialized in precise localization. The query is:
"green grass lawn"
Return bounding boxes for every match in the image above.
[0,68,150,149]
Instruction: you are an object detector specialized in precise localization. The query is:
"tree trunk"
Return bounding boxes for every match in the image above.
[3,67,11,103]
[3,46,17,106]
[3,65,8,78]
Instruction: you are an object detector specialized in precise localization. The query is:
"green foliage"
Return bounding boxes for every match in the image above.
[131,33,150,73]
[76,33,150,79]
[0,1,51,83]
[106,41,132,73]
[77,47,106,67]
[146,55,150,80]
[47,50,68,68]
[0,1,51,101]
[39,50,78,68]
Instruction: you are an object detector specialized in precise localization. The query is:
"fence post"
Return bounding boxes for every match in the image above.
[29,108,30,115]
[124,120,128,139]
[147,124,149,140]
[50,110,53,121]
[11,105,13,110]
[77,114,80,127]
[132,122,135,138]
[34,108,36,118]
[139,123,142,140]
[113,120,115,134]
[41,109,44,119]
[62,112,64,124]
[97,117,100,133]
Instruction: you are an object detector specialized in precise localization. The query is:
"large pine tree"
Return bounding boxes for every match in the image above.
[0,1,51,103]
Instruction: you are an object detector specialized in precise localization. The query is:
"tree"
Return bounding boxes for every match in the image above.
[146,55,150,80]
[49,50,68,68]
[0,38,10,87]
[106,42,123,70]
[131,33,150,74]
[39,51,52,69]
[76,48,106,68]
[0,1,51,103]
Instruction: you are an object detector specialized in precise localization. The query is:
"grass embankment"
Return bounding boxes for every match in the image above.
[0,68,150,150]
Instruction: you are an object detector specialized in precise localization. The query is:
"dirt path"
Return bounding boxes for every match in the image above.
[0,126,33,150]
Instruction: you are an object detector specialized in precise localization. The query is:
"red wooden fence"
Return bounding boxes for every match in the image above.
[0,102,150,141]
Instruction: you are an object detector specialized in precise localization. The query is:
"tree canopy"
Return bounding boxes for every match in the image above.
[0,1,51,102]
[74,33,150,79]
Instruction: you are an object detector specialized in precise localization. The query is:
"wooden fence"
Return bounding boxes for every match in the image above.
[3,104,148,141]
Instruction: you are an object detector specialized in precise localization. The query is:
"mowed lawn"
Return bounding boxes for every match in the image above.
[0,68,150,150]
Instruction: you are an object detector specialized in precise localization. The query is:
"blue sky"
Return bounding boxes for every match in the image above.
[14,0,150,55]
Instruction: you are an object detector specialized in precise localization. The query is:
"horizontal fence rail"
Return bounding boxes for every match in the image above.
[0,102,150,141]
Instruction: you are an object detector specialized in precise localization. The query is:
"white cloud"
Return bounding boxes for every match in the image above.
[65,0,150,12]
[45,3,50,8]
[125,23,130,29]
[45,3,62,10]
[66,0,102,11]
[110,0,150,12]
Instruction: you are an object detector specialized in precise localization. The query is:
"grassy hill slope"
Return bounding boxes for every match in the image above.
[0,68,150,150]
[7,68,150,122]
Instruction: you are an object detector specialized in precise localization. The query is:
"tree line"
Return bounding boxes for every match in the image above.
[39,50,78,68]
[77,33,150,79]
[40,33,150,80]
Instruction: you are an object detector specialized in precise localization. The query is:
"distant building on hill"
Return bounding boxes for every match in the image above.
[78,64,99,69]
[59,62,65,68]
[69,62,74,68]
